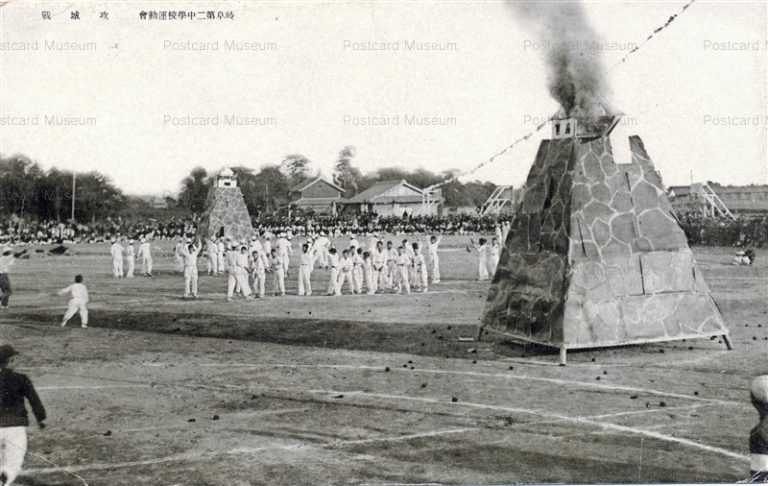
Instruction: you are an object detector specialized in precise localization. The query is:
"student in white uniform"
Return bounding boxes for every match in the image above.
[363,251,375,295]
[110,239,124,278]
[124,240,136,278]
[427,235,441,284]
[326,248,340,296]
[269,249,286,296]
[173,237,185,273]
[395,246,411,295]
[489,237,501,276]
[182,241,201,299]
[137,237,153,277]
[412,242,428,293]
[335,249,354,296]
[469,237,490,281]
[233,245,253,299]
[349,234,360,254]
[276,233,292,277]
[314,232,330,269]
[297,243,316,296]
[216,238,227,274]
[59,274,89,328]
[371,241,386,294]
[250,249,268,298]
[352,248,364,294]
[385,241,397,290]
[0,344,46,486]
[206,237,219,275]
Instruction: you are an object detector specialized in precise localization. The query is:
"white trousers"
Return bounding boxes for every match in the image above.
[272,271,285,295]
[336,271,353,295]
[217,253,226,273]
[112,258,123,278]
[316,249,329,267]
[228,271,251,298]
[207,253,218,274]
[280,252,290,274]
[63,299,88,326]
[396,265,410,294]
[125,257,135,278]
[327,268,338,295]
[184,266,198,297]
[431,257,440,283]
[142,257,153,275]
[0,426,26,486]
[298,266,312,296]
[352,266,363,294]
[252,272,266,297]
[478,258,489,280]
[365,268,375,294]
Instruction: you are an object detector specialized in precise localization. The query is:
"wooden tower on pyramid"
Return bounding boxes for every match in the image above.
[480,111,730,364]
[198,168,254,242]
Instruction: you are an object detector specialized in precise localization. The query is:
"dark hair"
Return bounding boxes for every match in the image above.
[356,248,363,254]
[329,248,337,254]
[479,238,487,245]
[412,242,418,250]
[75,274,84,283]
[363,251,370,258]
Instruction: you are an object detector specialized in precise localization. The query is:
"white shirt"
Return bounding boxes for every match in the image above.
[60,283,89,303]
[110,243,123,260]
[138,242,152,259]
[182,245,200,268]
[328,253,340,269]
[0,254,16,273]
[277,238,291,255]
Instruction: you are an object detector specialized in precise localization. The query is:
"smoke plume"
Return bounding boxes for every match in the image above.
[512,1,611,118]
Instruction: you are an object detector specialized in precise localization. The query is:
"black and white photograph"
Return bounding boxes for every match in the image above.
[0,0,766,484]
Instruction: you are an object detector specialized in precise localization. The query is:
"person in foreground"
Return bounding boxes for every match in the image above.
[751,375,768,482]
[0,344,46,486]
[59,274,90,328]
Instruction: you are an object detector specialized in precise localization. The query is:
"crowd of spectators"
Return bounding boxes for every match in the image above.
[1,211,767,248]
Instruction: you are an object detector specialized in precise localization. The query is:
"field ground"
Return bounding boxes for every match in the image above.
[0,240,765,485]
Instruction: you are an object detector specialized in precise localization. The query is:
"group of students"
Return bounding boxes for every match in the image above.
[109,237,155,278]
[106,225,513,300]
[174,232,446,300]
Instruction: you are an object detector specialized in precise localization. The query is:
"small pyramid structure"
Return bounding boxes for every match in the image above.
[198,168,254,242]
[481,114,730,363]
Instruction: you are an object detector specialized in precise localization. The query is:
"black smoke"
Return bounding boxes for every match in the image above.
[513,1,611,118]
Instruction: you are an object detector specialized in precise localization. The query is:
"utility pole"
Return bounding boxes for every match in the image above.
[71,172,76,222]
[265,183,269,213]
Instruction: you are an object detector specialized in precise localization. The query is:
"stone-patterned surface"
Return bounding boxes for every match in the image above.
[198,187,254,242]
[482,133,728,350]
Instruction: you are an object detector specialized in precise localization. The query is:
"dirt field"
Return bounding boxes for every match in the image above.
[0,240,764,485]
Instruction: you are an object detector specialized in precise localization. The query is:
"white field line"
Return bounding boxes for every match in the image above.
[302,388,749,463]
[117,408,311,433]
[38,384,150,391]
[197,362,741,407]
[24,427,477,475]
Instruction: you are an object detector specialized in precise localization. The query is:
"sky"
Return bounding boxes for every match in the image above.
[0,0,766,196]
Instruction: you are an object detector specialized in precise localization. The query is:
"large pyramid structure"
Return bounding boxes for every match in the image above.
[197,168,254,242]
[480,116,730,364]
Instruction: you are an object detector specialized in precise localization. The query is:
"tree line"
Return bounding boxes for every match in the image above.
[177,146,499,216]
[1,147,500,223]
[0,154,125,223]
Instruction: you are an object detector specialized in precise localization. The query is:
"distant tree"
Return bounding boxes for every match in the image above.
[252,164,290,215]
[178,167,211,213]
[280,154,312,186]
[333,146,363,195]
[73,171,126,222]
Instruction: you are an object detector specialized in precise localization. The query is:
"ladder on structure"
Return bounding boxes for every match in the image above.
[694,183,736,220]
[416,185,440,216]
[480,185,513,216]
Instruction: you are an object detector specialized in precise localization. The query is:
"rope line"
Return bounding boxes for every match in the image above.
[430,0,699,190]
